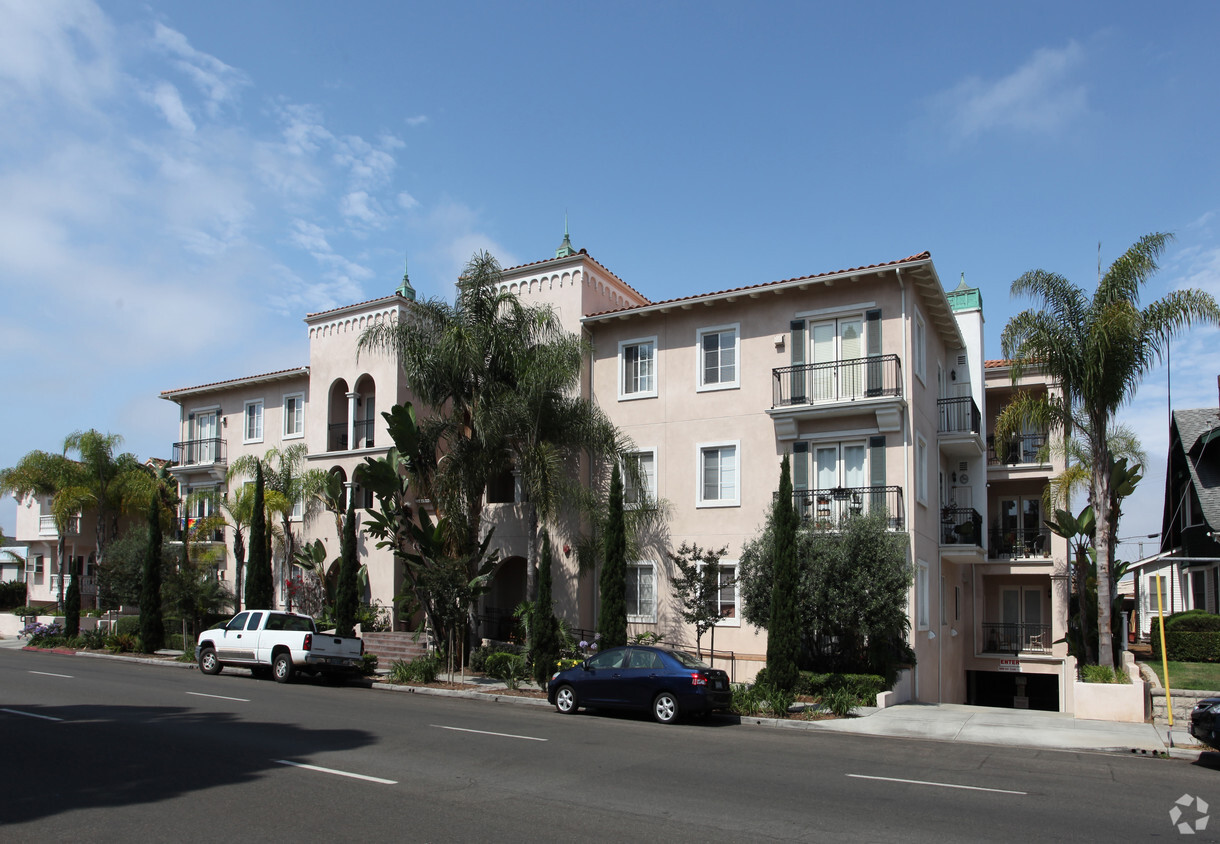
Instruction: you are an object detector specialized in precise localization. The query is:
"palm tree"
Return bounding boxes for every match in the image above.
[998,232,1220,667]
[63,430,152,573]
[0,450,90,610]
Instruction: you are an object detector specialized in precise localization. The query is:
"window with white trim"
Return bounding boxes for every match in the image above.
[623,449,657,507]
[697,324,738,390]
[705,561,739,625]
[698,442,739,507]
[283,393,304,439]
[244,400,264,443]
[626,562,656,622]
[291,493,303,522]
[915,432,928,505]
[619,337,657,399]
[916,560,930,630]
[914,310,927,383]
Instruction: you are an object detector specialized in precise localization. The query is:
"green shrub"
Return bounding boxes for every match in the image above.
[822,686,861,717]
[1080,664,1130,684]
[471,641,525,673]
[73,629,106,650]
[11,605,56,617]
[554,657,582,672]
[115,616,141,637]
[0,580,27,609]
[484,652,529,689]
[799,671,886,702]
[165,633,184,651]
[106,633,138,653]
[388,654,440,685]
[731,683,764,716]
[1166,610,1220,632]
[360,653,379,676]
[757,683,795,718]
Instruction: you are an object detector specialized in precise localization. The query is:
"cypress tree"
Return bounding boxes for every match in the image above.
[245,462,271,609]
[64,556,81,638]
[530,531,561,687]
[597,463,628,648]
[334,494,359,637]
[765,454,801,691]
[140,495,165,652]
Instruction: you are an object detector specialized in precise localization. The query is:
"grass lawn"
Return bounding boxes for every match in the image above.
[1141,659,1220,692]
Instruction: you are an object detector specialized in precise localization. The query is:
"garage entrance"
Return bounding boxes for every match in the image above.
[967,670,1059,711]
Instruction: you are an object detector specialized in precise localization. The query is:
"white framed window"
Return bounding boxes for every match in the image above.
[916,560,930,630]
[914,310,927,384]
[244,400,264,444]
[283,392,305,439]
[915,432,928,506]
[623,449,657,508]
[697,441,740,507]
[626,562,656,623]
[706,560,739,626]
[291,493,303,522]
[619,336,657,400]
[696,324,739,391]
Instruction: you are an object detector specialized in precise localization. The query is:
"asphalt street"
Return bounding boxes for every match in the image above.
[2,648,1218,842]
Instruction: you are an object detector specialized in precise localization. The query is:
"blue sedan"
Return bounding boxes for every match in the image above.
[547,645,731,723]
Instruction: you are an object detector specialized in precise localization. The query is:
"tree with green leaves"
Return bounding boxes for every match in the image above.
[597,463,628,648]
[765,454,801,692]
[64,429,153,575]
[530,531,562,687]
[140,495,165,652]
[333,495,360,637]
[996,232,1219,667]
[244,462,272,609]
[669,543,731,660]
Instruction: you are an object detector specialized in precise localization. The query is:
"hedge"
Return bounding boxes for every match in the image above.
[798,672,887,701]
[1150,616,1220,662]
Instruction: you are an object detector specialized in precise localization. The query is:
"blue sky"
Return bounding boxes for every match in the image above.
[2,1,1218,557]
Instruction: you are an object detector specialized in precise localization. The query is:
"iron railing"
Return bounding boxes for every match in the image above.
[938,396,980,436]
[940,507,983,547]
[987,434,1047,466]
[981,622,1052,654]
[172,438,227,467]
[988,527,1052,560]
[772,354,902,408]
[793,486,905,530]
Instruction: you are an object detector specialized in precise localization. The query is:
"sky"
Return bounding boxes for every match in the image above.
[2,1,1218,559]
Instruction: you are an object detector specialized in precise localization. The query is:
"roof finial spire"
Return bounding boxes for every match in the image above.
[555,212,576,258]
[396,252,416,301]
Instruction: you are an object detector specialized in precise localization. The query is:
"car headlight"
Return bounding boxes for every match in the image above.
[1207,703,1220,714]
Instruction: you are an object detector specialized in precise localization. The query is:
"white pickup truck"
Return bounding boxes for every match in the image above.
[195,610,365,683]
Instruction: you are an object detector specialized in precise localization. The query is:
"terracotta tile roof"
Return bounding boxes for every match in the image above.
[502,250,650,305]
[583,251,933,318]
[984,360,1011,369]
[160,366,309,398]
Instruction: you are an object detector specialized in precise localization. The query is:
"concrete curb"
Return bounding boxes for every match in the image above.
[372,681,552,707]
[74,651,198,669]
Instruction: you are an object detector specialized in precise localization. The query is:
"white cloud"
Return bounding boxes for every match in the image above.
[405,115,429,127]
[289,219,332,253]
[151,22,248,116]
[0,0,116,108]
[146,81,196,133]
[397,191,420,210]
[929,41,1088,142]
[340,190,385,226]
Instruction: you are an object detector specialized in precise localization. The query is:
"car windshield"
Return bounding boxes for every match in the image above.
[667,650,710,669]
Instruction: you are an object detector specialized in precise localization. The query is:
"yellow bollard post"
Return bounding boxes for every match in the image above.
[1157,575,1173,727]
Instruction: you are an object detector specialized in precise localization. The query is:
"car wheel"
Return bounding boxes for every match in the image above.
[555,685,578,714]
[272,652,295,684]
[198,647,221,675]
[653,691,679,724]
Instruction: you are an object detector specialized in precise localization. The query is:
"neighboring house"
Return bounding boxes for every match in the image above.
[1129,406,1220,639]
[10,495,98,608]
[1,540,27,585]
[159,233,1073,710]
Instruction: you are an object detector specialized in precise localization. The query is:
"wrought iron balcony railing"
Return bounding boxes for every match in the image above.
[988,527,1052,560]
[981,622,1052,654]
[940,507,983,547]
[792,486,905,530]
[772,355,902,408]
[987,434,1047,466]
[172,438,227,467]
[938,396,981,436]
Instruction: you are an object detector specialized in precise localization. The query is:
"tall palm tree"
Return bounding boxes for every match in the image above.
[0,450,90,609]
[999,232,1220,667]
[63,430,152,573]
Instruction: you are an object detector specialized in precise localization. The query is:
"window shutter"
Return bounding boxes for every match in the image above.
[869,435,887,520]
[865,309,883,396]
[789,320,806,404]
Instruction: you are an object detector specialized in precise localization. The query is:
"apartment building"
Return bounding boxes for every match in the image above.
[11,499,96,609]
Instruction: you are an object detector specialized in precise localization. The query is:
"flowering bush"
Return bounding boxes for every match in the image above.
[22,621,64,647]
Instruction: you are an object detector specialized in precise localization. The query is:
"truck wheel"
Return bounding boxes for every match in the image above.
[272,652,295,683]
[198,647,221,675]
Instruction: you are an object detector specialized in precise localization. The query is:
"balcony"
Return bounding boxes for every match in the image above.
[38,515,80,537]
[988,527,1051,561]
[987,434,1047,466]
[938,396,980,435]
[172,438,227,467]
[981,622,1052,655]
[328,419,377,452]
[773,355,902,408]
[793,486,905,530]
[940,507,982,545]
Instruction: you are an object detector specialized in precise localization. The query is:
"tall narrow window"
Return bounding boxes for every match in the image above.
[697,324,739,390]
[916,561,930,630]
[619,337,657,399]
[915,433,928,505]
[244,400,264,443]
[914,310,927,383]
[283,393,304,438]
[626,562,656,622]
[623,450,657,507]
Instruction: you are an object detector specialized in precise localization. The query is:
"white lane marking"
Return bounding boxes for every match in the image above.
[432,724,547,742]
[29,670,73,679]
[187,692,250,703]
[847,774,1026,795]
[274,759,397,785]
[1,708,63,722]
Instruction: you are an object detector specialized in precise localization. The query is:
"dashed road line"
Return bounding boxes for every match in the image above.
[432,724,547,742]
[187,691,250,702]
[2,708,63,722]
[29,670,73,679]
[274,759,397,785]
[847,774,1026,795]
